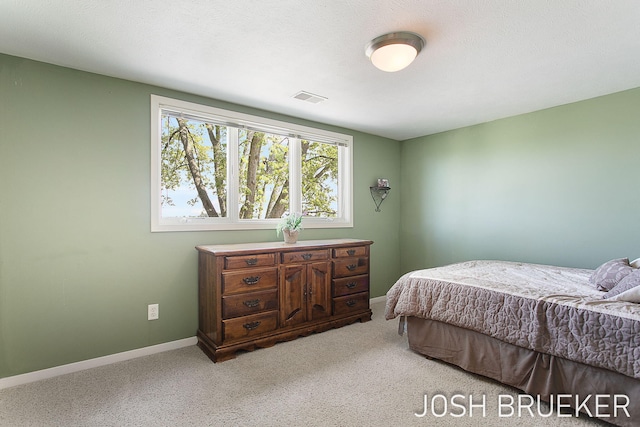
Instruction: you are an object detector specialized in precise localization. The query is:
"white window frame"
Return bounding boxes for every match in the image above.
[150,95,353,232]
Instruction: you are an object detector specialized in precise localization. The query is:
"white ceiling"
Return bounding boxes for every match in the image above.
[2,1,640,141]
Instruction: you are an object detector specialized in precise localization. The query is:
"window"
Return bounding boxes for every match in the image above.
[151,95,353,231]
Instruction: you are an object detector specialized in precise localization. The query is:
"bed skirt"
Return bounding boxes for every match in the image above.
[406,316,640,427]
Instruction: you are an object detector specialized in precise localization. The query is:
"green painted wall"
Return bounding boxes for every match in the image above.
[0,54,401,378]
[400,87,640,273]
[5,51,638,380]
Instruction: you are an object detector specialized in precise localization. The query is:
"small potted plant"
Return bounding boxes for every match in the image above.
[277,212,303,244]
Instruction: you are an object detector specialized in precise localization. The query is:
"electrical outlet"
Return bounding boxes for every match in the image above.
[148,304,159,320]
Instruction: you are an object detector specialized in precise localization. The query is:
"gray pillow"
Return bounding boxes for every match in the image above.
[603,269,640,299]
[589,258,634,292]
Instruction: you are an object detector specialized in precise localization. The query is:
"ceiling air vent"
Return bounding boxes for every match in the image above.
[293,91,327,104]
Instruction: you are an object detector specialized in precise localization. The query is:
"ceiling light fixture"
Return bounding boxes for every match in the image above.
[365,31,425,72]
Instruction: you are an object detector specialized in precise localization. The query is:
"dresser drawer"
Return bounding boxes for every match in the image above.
[333,246,368,258]
[224,253,276,270]
[222,289,278,319]
[222,311,278,342]
[222,268,277,295]
[333,292,369,316]
[332,275,369,297]
[281,249,329,264]
[333,258,369,278]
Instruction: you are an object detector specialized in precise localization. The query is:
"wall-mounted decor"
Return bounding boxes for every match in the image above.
[370,179,391,212]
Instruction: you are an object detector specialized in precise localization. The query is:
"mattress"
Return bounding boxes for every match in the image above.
[385,260,640,379]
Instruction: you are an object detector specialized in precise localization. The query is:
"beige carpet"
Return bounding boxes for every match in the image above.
[0,300,606,426]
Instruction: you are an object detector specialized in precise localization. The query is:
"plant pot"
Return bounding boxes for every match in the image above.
[283,229,299,244]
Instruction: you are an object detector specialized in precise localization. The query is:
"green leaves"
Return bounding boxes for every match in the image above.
[161,115,339,221]
[276,212,303,236]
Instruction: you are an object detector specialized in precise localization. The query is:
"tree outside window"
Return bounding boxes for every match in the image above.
[151,95,352,231]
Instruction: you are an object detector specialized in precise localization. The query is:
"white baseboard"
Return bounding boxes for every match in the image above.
[2,298,387,390]
[0,336,197,390]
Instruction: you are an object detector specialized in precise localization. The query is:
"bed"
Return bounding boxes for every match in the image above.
[385,260,640,426]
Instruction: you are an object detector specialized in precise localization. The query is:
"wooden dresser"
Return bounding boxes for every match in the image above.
[196,238,373,362]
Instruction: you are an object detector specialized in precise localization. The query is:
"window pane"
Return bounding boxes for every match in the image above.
[152,95,352,231]
[301,140,338,218]
[238,130,289,219]
[160,113,227,219]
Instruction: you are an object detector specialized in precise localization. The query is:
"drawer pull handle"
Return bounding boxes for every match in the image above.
[243,299,260,308]
[243,321,261,331]
[346,282,357,289]
[243,276,261,285]
[245,258,258,266]
[346,300,356,307]
[302,253,313,260]
[346,264,357,271]
[347,249,356,256]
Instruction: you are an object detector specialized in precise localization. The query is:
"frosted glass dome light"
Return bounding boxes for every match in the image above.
[365,32,425,72]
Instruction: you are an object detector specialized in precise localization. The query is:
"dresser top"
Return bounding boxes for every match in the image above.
[196,238,373,255]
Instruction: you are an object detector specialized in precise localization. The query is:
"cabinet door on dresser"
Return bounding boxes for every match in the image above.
[280,260,331,328]
[280,264,306,328]
[307,261,331,321]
